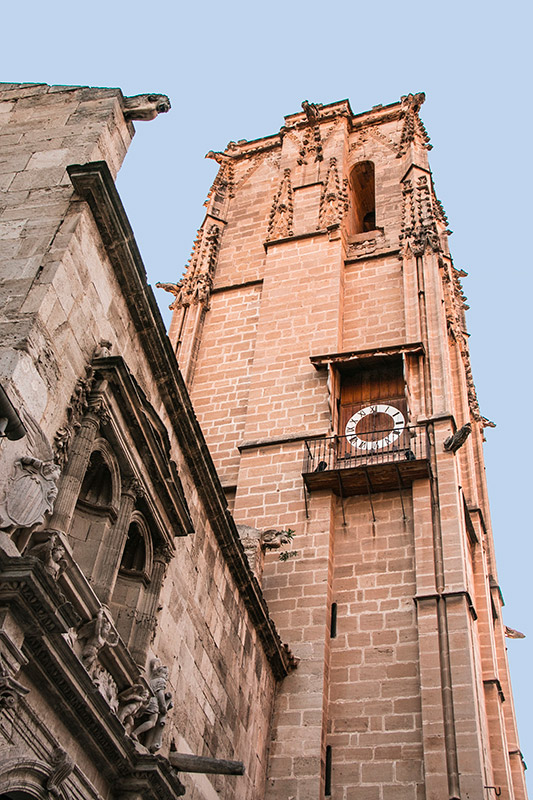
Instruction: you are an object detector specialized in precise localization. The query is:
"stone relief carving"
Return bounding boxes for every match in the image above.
[346,231,386,259]
[122,94,171,121]
[45,746,74,799]
[131,658,172,753]
[0,457,60,531]
[27,531,68,581]
[439,257,493,425]
[92,664,119,712]
[267,168,294,241]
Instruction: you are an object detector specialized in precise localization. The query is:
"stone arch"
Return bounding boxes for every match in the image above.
[119,510,154,579]
[347,160,376,234]
[78,438,121,515]
[0,758,54,800]
[69,437,121,583]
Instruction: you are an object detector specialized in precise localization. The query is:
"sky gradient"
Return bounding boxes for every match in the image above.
[2,0,532,791]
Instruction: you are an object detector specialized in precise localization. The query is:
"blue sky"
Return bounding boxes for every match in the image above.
[3,0,532,790]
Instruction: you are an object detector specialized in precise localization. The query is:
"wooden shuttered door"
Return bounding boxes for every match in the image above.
[339,361,407,440]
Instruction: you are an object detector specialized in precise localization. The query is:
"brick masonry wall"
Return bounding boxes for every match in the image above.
[171,98,528,799]
[191,282,262,487]
[343,255,406,350]
[328,492,424,800]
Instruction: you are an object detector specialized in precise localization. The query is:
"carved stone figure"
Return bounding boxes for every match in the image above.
[27,531,67,580]
[261,529,293,550]
[444,423,472,453]
[118,683,150,735]
[122,94,171,121]
[0,456,60,531]
[77,608,119,674]
[93,339,112,359]
[45,746,74,799]
[131,658,172,752]
[301,100,321,122]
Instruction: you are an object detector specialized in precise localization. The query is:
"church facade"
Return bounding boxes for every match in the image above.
[0,83,292,800]
[0,82,527,800]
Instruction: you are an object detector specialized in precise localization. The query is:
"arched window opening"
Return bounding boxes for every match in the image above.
[78,450,113,508]
[120,521,146,574]
[349,161,376,234]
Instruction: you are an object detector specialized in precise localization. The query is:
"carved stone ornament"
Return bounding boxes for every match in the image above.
[261,529,293,550]
[283,642,300,671]
[122,94,171,121]
[156,224,221,311]
[92,664,119,711]
[346,231,386,260]
[444,423,472,453]
[0,457,60,531]
[267,168,294,240]
[400,175,442,256]
[27,531,68,581]
[397,92,432,157]
[318,158,348,229]
[236,524,262,574]
[131,658,173,753]
[439,258,485,423]
[0,670,30,711]
[45,746,75,799]
[204,152,235,212]
[117,682,150,735]
[77,608,119,676]
[53,366,95,468]
[93,339,112,359]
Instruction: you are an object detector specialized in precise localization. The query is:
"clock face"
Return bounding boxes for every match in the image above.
[345,404,406,451]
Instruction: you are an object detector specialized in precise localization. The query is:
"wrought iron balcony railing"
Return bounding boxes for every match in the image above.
[304,424,429,473]
[303,425,430,497]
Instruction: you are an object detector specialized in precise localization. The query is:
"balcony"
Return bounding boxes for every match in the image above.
[303,425,430,497]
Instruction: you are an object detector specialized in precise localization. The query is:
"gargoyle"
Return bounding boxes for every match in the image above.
[301,100,321,122]
[122,94,171,121]
[443,423,472,453]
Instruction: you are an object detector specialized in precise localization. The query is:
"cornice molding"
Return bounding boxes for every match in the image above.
[67,161,291,680]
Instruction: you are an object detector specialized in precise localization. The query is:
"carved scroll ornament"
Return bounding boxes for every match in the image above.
[46,746,74,799]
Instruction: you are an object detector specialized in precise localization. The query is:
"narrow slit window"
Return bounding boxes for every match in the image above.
[330,603,337,638]
[325,745,332,796]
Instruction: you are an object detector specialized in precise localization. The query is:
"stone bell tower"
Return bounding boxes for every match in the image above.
[161,94,527,800]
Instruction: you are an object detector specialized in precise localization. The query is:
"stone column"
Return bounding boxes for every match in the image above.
[49,389,109,535]
[92,478,143,605]
[130,543,173,666]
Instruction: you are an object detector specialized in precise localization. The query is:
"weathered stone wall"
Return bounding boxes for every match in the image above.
[0,84,283,800]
